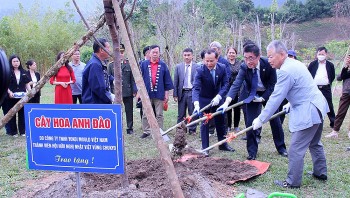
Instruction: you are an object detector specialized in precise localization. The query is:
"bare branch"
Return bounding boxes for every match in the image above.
[72,0,113,57]
[124,0,137,21]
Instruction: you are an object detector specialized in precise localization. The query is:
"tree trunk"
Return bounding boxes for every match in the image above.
[103,0,129,188]
[0,16,106,130]
[111,0,185,197]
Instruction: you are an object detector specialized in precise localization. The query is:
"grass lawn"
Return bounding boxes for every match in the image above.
[0,83,349,197]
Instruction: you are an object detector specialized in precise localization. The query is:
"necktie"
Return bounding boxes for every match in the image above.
[210,69,215,84]
[183,64,190,88]
[244,68,258,103]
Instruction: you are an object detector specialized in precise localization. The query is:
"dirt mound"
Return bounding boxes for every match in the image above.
[14,158,259,198]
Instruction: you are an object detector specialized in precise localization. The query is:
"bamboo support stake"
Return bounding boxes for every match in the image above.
[111,0,185,197]
[0,16,106,130]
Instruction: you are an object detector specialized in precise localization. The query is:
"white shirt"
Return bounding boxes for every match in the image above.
[314,62,329,85]
[183,62,192,89]
[255,61,266,92]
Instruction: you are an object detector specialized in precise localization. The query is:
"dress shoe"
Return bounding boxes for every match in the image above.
[189,130,196,135]
[279,151,288,157]
[127,129,134,134]
[274,180,300,188]
[307,171,327,181]
[233,127,240,132]
[218,144,235,152]
[347,147,350,151]
[140,133,150,138]
[247,155,256,160]
[241,136,247,140]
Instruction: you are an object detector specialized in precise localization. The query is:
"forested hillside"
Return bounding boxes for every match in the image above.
[0,0,349,73]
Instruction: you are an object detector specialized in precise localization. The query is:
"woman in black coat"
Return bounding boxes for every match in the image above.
[25,60,41,103]
[4,54,31,137]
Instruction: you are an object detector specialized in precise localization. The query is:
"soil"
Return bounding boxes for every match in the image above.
[14,157,259,198]
[172,122,187,157]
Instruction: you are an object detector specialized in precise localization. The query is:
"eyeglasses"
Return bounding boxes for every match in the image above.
[244,56,258,62]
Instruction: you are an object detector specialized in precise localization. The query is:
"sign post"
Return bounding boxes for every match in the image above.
[25,104,124,196]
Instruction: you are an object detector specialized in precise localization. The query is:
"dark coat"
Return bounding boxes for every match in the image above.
[227,58,276,101]
[82,54,111,104]
[25,70,41,102]
[308,60,335,85]
[192,63,229,107]
[8,68,30,96]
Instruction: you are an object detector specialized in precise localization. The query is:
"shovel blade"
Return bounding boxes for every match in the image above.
[160,129,170,142]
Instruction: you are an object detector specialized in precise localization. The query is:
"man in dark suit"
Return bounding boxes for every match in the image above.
[308,46,335,129]
[192,49,235,156]
[173,48,199,134]
[218,44,287,160]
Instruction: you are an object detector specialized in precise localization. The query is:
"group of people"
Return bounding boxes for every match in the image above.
[3,36,350,188]
[1,55,40,137]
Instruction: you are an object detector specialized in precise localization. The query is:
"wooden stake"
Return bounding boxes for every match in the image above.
[111,0,185,197]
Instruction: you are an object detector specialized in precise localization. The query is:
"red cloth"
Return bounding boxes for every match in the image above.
[150,60,159,87]
[50,66,76,104]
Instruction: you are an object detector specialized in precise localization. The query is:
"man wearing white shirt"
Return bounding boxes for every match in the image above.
[173,48,199,134]
[308,47,335,129]
[69,49,86,104]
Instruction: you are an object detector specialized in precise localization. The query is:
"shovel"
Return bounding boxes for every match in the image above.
[186,101,245,128]
[198,110,286,153]
[161,102,213,136]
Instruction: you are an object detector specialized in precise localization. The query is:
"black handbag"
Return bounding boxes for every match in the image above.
[136,98,142,108]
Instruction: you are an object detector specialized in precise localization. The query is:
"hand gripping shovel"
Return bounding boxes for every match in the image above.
[198,110,286,153]
[186,101,245,128]
[161,102,213,136]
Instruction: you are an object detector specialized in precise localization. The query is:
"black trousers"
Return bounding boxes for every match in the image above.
[72,94,82,104]
[246,101,286,157]
[318,86,335,128]
[177,90,196,131]
[226,95,241,129]
[123,96,133,130]
[5,98,25,135]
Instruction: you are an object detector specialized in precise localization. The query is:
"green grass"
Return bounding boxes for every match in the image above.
[1,84,350,197]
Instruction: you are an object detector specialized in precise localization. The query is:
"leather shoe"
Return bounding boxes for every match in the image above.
[247,155,256,160]
[307,171,327,181]
[140,133,150,138]
[241,136,247,140]
[218,144,235,152]
[274,180,300,188]
[127,129,134,134]
[279,151,288,157]
[189,130,196,135]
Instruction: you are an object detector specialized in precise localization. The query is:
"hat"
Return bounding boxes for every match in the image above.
[287,50,297,58]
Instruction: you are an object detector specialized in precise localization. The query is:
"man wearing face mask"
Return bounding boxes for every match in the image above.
[308,47,335,129]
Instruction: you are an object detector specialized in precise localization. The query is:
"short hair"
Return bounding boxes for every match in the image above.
[210,41,222,49]
[93,38,108,53]
[205,49,218,58]
[25,59,35,69]
[183,48,193,53]
[266,40,288,54]
[150,45,160,51]
[200,50,206,59]
[9,54,23,70]
[243,44,260,57]
[243,40,255,48]
[226,46,237,54]
[317,46,327,53]
[143,46,150,56]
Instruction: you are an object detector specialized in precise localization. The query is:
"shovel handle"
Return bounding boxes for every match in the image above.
[200,110,286,152]
[187,101,245,128]
[161,102,212,136]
